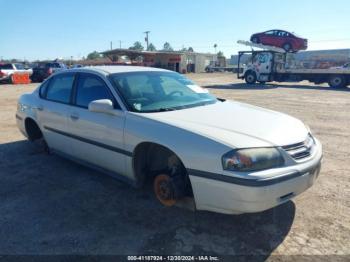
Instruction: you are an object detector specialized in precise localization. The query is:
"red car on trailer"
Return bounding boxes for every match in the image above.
[250,30,307,52]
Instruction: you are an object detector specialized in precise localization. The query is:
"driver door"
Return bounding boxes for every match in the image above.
[66,72,128,178]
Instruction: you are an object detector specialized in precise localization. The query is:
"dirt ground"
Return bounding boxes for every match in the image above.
[0,73,349,260]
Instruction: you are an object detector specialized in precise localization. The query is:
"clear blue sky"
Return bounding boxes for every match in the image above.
[1,0,349,61]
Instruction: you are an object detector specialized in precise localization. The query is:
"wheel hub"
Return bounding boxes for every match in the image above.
[331,78,341,85]
[154,174,176,206]
[247,75,254,82]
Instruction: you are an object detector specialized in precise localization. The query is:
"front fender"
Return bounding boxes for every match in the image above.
[124,112,230,175]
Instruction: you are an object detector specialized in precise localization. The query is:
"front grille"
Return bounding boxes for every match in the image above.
[282,135,314,161]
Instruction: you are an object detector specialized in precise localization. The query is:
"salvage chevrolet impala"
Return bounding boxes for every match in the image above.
[16,66,322,214]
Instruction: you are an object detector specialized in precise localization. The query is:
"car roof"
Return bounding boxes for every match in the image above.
[71,65,171,75]
[264,29,291,33]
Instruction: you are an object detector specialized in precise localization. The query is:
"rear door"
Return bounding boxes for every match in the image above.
[37,72,76,155]
[66,72,128,178]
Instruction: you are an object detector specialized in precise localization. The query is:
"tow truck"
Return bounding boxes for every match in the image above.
[237,40,350,88]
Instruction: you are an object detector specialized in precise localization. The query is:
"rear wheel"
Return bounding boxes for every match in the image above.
[245,71,257,84]
[252,37,259,44]
[328,75,346,88]
[283,43,292,52]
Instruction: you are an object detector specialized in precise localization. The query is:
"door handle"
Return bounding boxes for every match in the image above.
[70,113,79,120]
[32,105,43,111]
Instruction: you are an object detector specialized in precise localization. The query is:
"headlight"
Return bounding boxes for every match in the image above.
[222,148,284,172]
[304,124,312,134]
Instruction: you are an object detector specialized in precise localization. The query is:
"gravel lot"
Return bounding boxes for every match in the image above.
[0,73,349,260]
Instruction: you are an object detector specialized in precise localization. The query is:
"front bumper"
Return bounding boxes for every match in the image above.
[188,140,322,214]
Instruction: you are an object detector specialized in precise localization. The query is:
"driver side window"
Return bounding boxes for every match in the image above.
[75,74,119,109]
[265,30,276,35]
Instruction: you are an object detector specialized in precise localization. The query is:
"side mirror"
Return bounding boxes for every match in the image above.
[88,99,114,114]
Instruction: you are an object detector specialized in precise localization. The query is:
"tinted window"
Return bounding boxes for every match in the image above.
[75,74,115,108]
[277,31,289,37]
[46,74,75,103]
[0,64,14,70]
[39,79,50,98]
[14,64,25,70]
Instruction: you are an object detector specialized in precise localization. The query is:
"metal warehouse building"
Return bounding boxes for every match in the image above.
[100,49,217,73]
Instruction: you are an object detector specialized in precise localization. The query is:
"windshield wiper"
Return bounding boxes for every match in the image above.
[157,107,177,112]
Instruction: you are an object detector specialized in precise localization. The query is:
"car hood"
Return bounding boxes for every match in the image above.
[140,100,309,149]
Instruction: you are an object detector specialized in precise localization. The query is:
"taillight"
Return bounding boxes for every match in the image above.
[0,70,7,77]
[47,68,53,74]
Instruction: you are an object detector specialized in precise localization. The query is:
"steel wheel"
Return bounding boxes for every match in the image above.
[154,174,176,206]
[245,71,257,84]
[328,75,346,88]
[283,43,292,52]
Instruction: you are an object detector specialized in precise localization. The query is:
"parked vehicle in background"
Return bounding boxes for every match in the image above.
[0,63,32,83]
[238,50,350,88]
[250,30,307,52]
[16,66,322,215]
[70,64,84,69]
[31,62,67,82]
[330,63,350,70]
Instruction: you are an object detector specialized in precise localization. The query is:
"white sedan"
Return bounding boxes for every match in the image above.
[16,66,322,214]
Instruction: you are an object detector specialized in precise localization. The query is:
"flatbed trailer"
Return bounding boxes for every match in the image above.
[236,41,350,88]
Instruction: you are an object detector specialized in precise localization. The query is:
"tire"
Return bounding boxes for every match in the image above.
[328,75,347,88]
[251,37,259,44]
[283,43,292,52]
[8,75,13,84]
[245,71,257,84]
[33,137,50,154]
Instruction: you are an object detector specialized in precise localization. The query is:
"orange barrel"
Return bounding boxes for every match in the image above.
[11,73,31,84]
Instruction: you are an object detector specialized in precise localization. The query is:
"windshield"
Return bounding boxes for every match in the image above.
[15,63,24,70]
[109,71,217,112]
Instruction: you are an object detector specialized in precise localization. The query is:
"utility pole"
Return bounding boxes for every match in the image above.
[110,41,113,50]
[144,31,150,50]
[119,40,122,49]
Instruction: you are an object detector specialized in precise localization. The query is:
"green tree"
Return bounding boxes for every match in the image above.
[87,51,101,60]
[217,51,224,57]
[162,42,173,51]
[188,47,194,52]
[147,43,156,51]
[129,41,144,51]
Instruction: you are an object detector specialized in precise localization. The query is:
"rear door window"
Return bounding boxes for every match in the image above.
[0,64,14,70]
[46,73,75,103]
